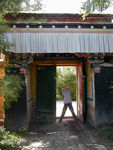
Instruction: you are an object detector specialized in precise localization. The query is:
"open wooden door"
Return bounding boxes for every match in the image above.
[76,63,84,122]
[37,65,56,122]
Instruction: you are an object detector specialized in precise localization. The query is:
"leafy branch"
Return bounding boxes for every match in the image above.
[81,0,113,19]
[0,74,25,110]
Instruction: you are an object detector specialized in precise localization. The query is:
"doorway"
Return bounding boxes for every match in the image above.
[36,61,84,122]
[56,66,77,119]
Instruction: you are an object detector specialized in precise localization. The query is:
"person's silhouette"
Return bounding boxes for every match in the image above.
[58,87,77,123]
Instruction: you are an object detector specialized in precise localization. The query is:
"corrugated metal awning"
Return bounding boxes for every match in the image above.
[7,28,113,53]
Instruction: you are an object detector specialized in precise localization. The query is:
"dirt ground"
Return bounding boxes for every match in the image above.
[20,118,113,150]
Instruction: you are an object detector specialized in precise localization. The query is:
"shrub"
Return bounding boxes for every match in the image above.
[0,74,25,110]
[56,67,76,100]
[0,127,22,150]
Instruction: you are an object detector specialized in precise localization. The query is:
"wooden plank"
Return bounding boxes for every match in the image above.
[36,66,56,121]
[77,63,84,122]
[31,66,37,114]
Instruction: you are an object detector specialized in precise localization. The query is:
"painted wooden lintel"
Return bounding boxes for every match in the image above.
[30,60,82,66]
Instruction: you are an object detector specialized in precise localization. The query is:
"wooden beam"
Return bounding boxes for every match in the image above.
[30,60,81,66]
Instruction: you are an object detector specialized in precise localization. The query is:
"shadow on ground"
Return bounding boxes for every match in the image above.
[20,119,113,150]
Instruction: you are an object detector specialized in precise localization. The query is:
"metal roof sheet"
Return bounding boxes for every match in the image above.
[7,28,113,53]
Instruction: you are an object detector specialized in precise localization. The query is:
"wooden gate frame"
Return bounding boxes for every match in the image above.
[30,60,84,121]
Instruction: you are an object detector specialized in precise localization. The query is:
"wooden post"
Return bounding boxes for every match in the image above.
[0,65,5,127]
[0,55,7,127]
[31,66,37,115]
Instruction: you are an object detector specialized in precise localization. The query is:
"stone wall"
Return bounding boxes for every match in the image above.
[95,66,113,126]
[86,62,113,127]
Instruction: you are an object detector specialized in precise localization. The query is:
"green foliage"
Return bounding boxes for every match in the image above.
[21,0,42,11]
[96,125,113,140]
[17,127,27,135]
[109,81,113,101]
[0,0,42,53]
[0,0,42,122]
[0,74,25,110]
[56,67,76,101]
[109,81,113,92]
[81,0,113,18]
[17,16,47,23]
[0,127,22,150]
[0,15,10,54]
[0,0,42,13]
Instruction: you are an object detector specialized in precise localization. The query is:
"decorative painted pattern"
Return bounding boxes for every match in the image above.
[9,28,113,34]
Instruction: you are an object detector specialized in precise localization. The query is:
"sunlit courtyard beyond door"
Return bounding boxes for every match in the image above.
[56,66,77,118]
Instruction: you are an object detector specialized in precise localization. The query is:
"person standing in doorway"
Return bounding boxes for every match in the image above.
[58,87,77,123]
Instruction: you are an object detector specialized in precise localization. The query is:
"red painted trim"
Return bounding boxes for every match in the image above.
[9,29,113,34]
[76,63,84,122]
[76,65,78,117]
[5,13,113,23]
[81,64,84,118]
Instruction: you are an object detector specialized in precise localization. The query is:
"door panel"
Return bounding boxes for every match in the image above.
[37,66,56,121]
[77,63,84,122]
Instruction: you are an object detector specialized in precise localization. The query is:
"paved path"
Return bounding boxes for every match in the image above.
[56,100,77,117]
[19,119,113,150]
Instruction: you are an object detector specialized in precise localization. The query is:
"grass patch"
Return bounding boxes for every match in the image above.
[96,125,113,140]
[0,127,25,150]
